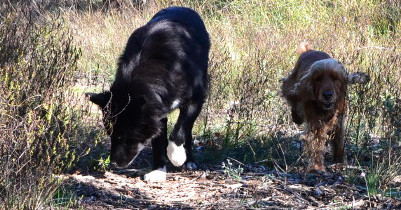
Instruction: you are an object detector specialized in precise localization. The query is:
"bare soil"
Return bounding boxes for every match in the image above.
[65,161,401,209]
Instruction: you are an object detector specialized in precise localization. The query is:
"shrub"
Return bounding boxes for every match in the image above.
[0,2,96,209]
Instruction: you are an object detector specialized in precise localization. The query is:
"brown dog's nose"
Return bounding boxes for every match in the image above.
[322,91,333,100]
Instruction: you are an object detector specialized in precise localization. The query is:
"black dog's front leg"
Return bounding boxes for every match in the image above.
[143,118,168,182]
[168,102,203,170]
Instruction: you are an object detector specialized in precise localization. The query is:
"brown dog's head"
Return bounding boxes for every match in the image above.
[295,58,347,110]
[310,59,347,110]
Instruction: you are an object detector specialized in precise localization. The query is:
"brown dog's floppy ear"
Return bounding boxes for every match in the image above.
[85,92,111,108]
[348,72,370,84]
[291,69,315,101]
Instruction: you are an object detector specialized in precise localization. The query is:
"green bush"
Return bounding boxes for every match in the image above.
[0,2,97,209]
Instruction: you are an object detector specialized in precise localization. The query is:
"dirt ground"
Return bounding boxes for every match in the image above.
[65,161,401,209]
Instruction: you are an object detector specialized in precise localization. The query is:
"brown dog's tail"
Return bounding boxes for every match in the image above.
[298,41,311,54]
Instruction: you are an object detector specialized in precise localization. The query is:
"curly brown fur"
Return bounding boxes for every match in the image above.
[280,42,368,172]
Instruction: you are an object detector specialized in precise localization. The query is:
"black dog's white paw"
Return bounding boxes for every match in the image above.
[144,167,166,182]
[167,141,187,167]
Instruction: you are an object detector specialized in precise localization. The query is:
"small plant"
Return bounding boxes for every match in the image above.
[51,185,82,208]
[364,171,380,196]
[98,155,111,172]
[360,152,401,198]
[222,159,244,181]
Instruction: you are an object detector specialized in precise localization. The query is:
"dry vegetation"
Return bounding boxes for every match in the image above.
[1,0,401,209]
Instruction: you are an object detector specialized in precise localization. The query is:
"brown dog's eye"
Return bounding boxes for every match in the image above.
[330,72,341,81]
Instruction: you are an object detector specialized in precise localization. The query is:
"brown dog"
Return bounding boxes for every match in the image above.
[281,42,369,172]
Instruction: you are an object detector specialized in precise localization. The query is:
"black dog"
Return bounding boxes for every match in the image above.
[87,7,210,182]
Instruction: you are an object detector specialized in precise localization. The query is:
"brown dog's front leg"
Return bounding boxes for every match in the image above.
[330,122,345,163]
[304,129,327,172]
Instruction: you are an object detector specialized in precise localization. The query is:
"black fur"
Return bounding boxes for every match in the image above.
[87,7,210,171]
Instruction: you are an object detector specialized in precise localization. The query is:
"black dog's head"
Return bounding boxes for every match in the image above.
[86,91,153,168]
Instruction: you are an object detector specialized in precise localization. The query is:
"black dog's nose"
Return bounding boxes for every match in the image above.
[322,91,334,100]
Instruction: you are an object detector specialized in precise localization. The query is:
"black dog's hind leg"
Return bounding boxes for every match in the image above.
[168,101,203,170]
[143,117,168,182]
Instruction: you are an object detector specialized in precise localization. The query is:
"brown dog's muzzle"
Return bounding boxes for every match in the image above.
[321,90,335,110]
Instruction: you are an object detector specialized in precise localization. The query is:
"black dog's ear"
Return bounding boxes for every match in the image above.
[85,92,111,108]
[348,72,370,85]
